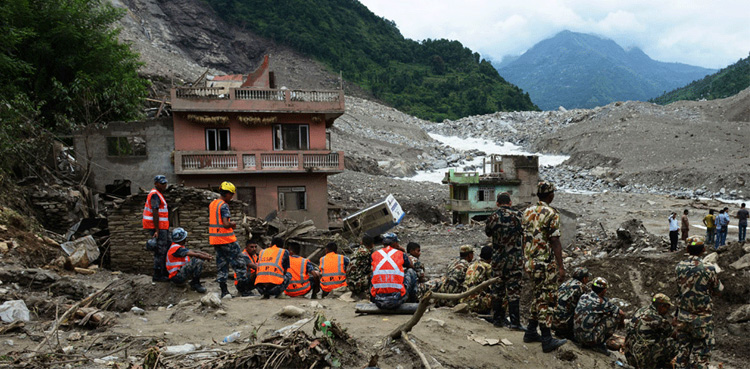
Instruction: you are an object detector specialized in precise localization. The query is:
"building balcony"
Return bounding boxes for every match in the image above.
[174,150,345,175]
[171,87,345,118]
[447,199,494,212]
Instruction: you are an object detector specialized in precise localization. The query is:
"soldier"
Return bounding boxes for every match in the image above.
[208,181,252,298]
[624,293,677,369]
[573,277,625,355]
[675,236,723,369]
[522,181,567,352]
[460,246,494,314]
[406,242,427,301]
[346,235,375,299]
[551,267,590,340]
[435,244,473,306]
[165,227,213,293]
[143,175,171,282]
[370,232,416,309]
[485,191,525,330]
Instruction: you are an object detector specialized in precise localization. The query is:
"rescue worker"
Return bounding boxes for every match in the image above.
[551,267,590,340]
[143,175,171,282]
[285,242,321,298]
[165,227,212,293]
[436,245,473,298]
[522,181,567,352]
[624,293,677,369]
[675,236,723,369]
[234,240,260,295]
[485,191,525,330]
[256,237,292,299]
[319,242,349,297]
[370,233,416,309]
[346,235,375,299]
[406,242,427,301]
[460,246,494,314]
[573,277,626,355]
[209,181,251,298]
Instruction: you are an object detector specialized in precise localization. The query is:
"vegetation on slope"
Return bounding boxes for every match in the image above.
[204,0,537,121]
[650,53,750,104]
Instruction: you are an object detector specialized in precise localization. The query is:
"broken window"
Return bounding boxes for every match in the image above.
[477,187,495,202]
[278,186,307,211]
[206,128,230,151]
[452,186,468,200]
[273,124,309,150]
[106,136,146,157]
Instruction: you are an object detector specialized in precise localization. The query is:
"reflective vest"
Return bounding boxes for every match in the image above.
[142,189,169,230]
[208,199,236,245]
[166,243,189,279]
[256,246,286,285]
[234,249,259,285]
[370,246,406,297]
[319,253,347,292]
[285,256,311,297]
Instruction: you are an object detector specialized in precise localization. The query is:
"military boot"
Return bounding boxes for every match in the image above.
[219,282,231,298]
[190,277,207,293]
[508,300,526,331]
[492,299,509,327]
[523,319,541,343]
[540,325,567,353]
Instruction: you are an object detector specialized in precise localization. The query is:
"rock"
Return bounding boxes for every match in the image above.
[0,242,8,253]
[452,303,469,314]
[727,322,749,336]
[743,244,750,254]
[215,309,227,316]
[130,306,145,315]
[425,318,445,327]
[0,300,30,323]
[338,292,355,302]
[200,293,222,308]
[162,343,196,356]
[277,305,306,318]
[727,304,750,323]
[67,332,82,341]
[62,345,75,354]
[730,253,750,270]
[703,253,719,264]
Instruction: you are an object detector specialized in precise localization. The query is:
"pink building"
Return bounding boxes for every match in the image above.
[171,56,345,228]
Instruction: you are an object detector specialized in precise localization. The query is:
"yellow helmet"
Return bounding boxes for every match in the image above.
[220,181,236,194]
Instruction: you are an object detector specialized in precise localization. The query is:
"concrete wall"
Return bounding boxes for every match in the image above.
[73,119,175,193]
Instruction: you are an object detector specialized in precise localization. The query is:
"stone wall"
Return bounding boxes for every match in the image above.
[108,186,248,275]
[30,185,90,234]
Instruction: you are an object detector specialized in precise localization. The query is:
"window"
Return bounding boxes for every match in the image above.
[106,136,146,157]
[273,124,309,150]
[452,186,468,200]
[477,187,495,202]
[326,131,331,150]
[279,186,307,211]
[206,128,230,151]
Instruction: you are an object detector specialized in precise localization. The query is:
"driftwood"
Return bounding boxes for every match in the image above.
[401,331,432,369]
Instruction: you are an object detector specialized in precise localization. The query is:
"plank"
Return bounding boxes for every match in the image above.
[355,303,419,315]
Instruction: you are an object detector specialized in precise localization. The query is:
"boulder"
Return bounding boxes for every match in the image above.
[730,254,750,270]
[200,293,222,308]
[727,304,750,323]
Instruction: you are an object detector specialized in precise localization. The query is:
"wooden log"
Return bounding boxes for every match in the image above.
[355,303,419,315]
[401,331,432,369]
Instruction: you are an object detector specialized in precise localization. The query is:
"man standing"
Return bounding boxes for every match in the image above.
[737,203,748,242]
[551,267,590,340]
[209,181,250,298]
[485,191,525,330]
[522,181,567,352]
[715,208,730,248]
[166,228,213,293]
[256,237,292,298]
[460,246,494,314]
[624,293,677,369]
[346,235,375,298]
[681,210,690,242]
[702,210,716,244]
[668,212,680,252]
[675,236,723,369]
[573,277,626,355]
[285,242,320,298]
[370,232,415,309]
[319,242,349,296]
[143,175,171,282]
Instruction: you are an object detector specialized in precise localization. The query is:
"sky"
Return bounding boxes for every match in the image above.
[358,0,750,69]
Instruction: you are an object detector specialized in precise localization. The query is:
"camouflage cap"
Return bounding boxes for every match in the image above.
[537,181,556,195]
[652,293,673,307]
[572,267,590,281]
[686,235,704,247]
[592,277,608,289]
[154,175,168,184]
[381,233,399,245]
[459,244,474,253]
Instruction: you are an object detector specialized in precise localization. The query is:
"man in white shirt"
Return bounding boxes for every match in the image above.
[668,212,680,252]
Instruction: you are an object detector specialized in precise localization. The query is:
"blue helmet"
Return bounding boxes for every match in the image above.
[381,232,399,245]
[172,227,188,243]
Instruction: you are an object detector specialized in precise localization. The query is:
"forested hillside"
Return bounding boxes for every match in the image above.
[650,53,750,104]
[204,0,537,121]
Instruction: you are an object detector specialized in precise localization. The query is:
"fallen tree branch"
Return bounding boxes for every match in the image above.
[401,331,432,369]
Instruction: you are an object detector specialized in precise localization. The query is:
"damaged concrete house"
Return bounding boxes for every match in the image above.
[74,56,346,272]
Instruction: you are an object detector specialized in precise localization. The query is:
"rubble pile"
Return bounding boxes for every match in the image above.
[29,185,92,234]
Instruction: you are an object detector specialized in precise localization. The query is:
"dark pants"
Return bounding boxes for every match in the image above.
[739,223,747,242]
[669,230,679,251]
[705,228,715,243]
[146,229,171,278]
[256,272,292,297]
[370,269,417,309]
[171,258,204,285]
[214,242,247,284]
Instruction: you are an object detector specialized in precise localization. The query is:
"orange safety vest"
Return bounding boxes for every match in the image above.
[255,246,286,285]
[370,246,406,297]
[166,243,189,279]
[234,249,259,285]
[143,189,169,230]
[285,256,312,297]
[208,199,236,245]
[319,253,347,292]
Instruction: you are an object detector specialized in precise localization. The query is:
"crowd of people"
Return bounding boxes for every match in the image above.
[143,175,725,368]
[670,202,748,251]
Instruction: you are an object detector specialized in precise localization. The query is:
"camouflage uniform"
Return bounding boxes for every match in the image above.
[460,259,494,313]
[522,200,562,327]
[551,276,589,336]
[573,291,620,346]
[485,206,524,309]
[215,242,247,284]
[346,245,372,297]
[435,258,469,307]
[170,258,204,285]
[674,255,723,369]
[408,254,428,299]
[625,304,677,369]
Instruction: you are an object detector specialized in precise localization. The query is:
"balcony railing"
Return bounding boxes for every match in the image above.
[174,150,345,174]
[171,87,345,114]
[447,199,494,212]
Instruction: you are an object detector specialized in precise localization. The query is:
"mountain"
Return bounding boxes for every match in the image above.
[650,53,750,104]
[201,0,537,121]
[495,31,716,110]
